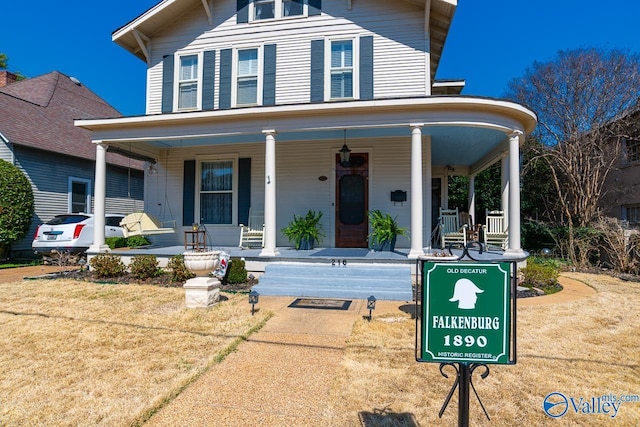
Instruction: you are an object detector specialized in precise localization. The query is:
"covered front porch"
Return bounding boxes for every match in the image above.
[77,96,537,260]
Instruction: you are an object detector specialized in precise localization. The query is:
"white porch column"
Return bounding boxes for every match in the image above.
[89,142,109,253]
[505,132,524,255]
[260,130,279,257]
[468,174,476,225]
[408,124,424,258]
[425,135,433,252]
[501,152,509,225]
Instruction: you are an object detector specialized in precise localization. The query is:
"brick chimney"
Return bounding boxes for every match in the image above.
[0,71,18,87]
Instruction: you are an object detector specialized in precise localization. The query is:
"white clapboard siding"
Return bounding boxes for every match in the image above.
[145,0,429,114]
[116,133,426,249]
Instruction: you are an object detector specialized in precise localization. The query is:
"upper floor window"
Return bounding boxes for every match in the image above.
[251,0,306,21]
[178,55,199,110]
[235,48,261,106]
[625,138,640,164]
[329,39,355,99]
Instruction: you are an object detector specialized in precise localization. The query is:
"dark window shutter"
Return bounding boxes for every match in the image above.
[359,36,374,100]
[183,160,196,226]
[219,49,232,109]
[238,158,251,225]
[162,55,174,113]
[308,0,321,16]
[263,44,277,106]
[237,0,249,23]
[310,39,324,103]
[202,50,216,110]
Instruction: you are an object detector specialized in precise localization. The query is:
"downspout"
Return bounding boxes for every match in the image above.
[0,131,15,164]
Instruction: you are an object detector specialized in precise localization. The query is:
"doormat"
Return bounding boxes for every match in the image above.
[288,298,352,310]
[310,248,370,257]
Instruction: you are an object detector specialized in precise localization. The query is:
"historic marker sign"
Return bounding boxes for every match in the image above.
[420,262,512,364]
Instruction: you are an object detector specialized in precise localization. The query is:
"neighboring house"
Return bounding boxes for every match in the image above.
[76,0,536,258]
[600,108,640,225]
[0,71,144,258]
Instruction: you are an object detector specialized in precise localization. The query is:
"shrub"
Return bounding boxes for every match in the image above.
[90,253,126,278]
[129,255,162,280]
[226,258,248,284]
[520,258,559,289]
[166,255,195,283]
[0,160,34,254]
[126,235,150,248]
[105,237,128,249]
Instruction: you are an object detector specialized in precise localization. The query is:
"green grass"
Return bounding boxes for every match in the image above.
[0,260,41,269]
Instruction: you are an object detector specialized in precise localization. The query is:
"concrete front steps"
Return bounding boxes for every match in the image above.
[252,262,414,301]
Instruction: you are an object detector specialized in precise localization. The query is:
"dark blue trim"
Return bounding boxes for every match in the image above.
[308,0,321,16]
[183,160,196,226]
[202,50,216,110]
[238,158,251,225]
[310,39,324,103]
[359,36,374,100]
[161,55,174,113]
[219,49,232,110]
[237,0,249,23]
[263,44,277,106]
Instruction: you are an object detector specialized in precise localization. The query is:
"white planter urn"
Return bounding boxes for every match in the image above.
[183,250,220,277]
[183,250,221,308]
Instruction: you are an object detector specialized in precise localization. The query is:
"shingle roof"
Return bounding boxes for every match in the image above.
[0,71,143,169]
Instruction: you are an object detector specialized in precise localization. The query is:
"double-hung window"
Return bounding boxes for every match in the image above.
[329,40,354,99]
[236,48,260,106]
[625,138,640,164]
[199,160,235,225]
[178,55,199,110]
[252,0,305,21]
[69,177,91,213]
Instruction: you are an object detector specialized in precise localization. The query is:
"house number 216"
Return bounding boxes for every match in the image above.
[331,259,347,266]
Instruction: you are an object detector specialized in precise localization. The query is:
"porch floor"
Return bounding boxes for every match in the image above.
[110,245,414,272]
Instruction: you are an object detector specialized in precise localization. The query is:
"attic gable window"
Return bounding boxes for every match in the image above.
[251,0,306,21]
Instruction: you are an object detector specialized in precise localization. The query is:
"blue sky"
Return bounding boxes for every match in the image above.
[2,0,640,116]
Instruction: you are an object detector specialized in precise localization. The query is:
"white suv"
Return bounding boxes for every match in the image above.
[32,214,125,255]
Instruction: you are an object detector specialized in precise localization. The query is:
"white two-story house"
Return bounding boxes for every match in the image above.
[76,0,536,258]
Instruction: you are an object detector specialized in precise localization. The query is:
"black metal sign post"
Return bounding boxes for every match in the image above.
[415,242,522,427]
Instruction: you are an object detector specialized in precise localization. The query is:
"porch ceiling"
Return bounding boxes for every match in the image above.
[76,96,536,174]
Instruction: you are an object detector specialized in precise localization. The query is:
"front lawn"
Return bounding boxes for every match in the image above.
[0,280,270,426]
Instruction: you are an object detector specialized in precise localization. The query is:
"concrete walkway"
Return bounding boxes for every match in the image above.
[146,296,403,426]
[144,275,595,426]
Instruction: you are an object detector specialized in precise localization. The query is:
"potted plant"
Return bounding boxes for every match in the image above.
[368,209,407,251]
[282,209,324,250]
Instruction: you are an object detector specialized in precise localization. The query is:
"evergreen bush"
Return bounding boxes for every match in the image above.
[89,253,126,278]
[0,160,34,256]
[227,258,248,284]
[129,255,162,280]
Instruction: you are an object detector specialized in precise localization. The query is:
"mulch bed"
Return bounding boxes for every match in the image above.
[55,269,256,292]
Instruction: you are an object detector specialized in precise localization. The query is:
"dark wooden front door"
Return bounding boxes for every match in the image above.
[335,153,369,248]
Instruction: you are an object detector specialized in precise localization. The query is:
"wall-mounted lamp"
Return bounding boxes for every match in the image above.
[145,161,158,175]
[367,295,377,321]
[248,290,260,315]
[340,130,351,166]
